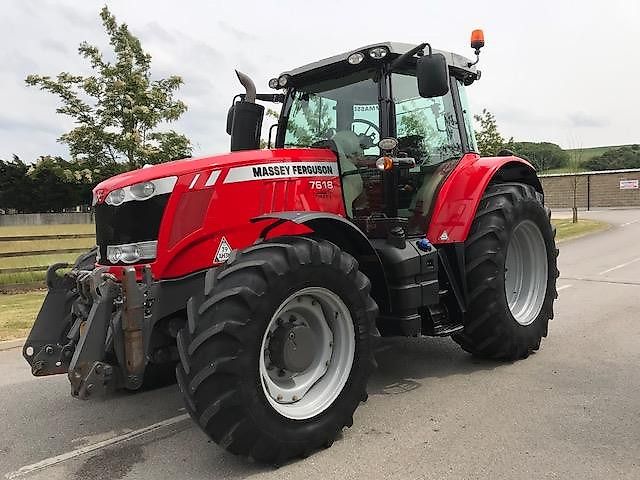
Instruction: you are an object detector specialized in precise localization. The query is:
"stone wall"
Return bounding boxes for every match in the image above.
[0,212,94,226]
[540,169,640,209]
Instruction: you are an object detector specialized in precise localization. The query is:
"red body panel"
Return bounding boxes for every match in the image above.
[94,149,346,280]
[427,153,536,244]
[94,148,536,280]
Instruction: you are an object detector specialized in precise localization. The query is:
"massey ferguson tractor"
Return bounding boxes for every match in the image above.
[23,32,558,463]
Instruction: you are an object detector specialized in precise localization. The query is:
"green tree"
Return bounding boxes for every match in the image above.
[26,6,191,170]
[0,156,34,212]
[473,109,513,156]
[585,145,640,171]
[511,142,569,171]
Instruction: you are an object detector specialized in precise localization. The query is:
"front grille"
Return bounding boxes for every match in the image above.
[95,194,170,264]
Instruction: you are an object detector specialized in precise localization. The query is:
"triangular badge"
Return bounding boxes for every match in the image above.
[214,236,232,263]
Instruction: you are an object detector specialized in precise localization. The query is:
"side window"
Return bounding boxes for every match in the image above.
[457,80,478,153]
[393,73,462,166]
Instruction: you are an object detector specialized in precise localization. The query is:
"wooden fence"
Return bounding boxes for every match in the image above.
[0,233,94,276]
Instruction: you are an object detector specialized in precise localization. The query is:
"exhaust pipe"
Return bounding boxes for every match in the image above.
[235,70,256,103]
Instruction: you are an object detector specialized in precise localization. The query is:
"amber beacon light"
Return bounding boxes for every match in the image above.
[471,29,485,51]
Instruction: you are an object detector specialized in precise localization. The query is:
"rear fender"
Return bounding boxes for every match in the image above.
[427,154,542,244]
[252,212,390,312]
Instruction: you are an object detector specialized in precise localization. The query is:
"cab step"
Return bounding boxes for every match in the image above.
[422,305,464,337]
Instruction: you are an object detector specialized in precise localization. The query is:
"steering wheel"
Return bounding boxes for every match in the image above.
[351,119,380,149]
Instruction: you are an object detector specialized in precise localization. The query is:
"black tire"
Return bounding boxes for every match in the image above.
[453,182,559,360]
[176,236,377,463]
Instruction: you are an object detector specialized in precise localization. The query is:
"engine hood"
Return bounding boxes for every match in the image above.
[93,148,337,198]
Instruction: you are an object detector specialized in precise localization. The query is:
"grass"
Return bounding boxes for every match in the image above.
[552,218,608,242]
[0,291,46,341]
[542,144,631,175]
[0,224,95,286]
[564,145,630,163]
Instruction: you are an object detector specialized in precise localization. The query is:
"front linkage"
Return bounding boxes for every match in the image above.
[23,262,154,399]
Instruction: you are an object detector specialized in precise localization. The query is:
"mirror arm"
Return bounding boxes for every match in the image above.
[390,42,431,70]
[235,93,285,104]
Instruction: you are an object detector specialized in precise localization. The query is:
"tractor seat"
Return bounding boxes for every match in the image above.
[332,131,365,217]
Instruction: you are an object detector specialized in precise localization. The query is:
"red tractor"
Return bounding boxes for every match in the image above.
[24,32,558,463]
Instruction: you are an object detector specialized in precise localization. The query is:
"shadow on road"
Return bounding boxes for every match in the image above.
[368,336,506,396]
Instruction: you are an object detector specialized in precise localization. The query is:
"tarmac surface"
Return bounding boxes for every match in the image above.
[1,209,639,479]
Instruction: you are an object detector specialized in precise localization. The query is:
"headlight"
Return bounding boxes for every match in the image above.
[107,241,157,264]
[268,78,279,89]
[102,176,177,206]
[130,181,155,200]
[278,75,290,87]
[347,52,365,65]
[369,47,388,59]
[105,189,126,206]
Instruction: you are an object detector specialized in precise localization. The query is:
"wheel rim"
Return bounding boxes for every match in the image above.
[504,220,548,326]
[259,287,355,420]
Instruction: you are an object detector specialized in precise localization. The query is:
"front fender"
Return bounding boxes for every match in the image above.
[252,211,391,312]
[427,153,541,244]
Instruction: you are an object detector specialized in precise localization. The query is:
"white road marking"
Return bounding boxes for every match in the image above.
[621,219,640,227]
[598,256,640,275]
[4,414,190,479]
[557,284,573,291]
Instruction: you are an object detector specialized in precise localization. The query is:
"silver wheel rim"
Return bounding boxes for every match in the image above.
[259,287,355,420]
[504,220,548,326]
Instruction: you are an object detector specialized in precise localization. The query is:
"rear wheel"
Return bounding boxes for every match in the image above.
[453,182,559,360]
[176,236,377,463]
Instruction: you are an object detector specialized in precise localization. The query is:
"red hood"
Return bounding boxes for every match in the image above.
[93,148,336,195]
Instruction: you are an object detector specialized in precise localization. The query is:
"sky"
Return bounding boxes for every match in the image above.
[0,0,638,162]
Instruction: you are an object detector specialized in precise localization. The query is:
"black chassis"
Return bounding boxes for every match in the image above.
[23,262,203,399]
[253,211,467,338]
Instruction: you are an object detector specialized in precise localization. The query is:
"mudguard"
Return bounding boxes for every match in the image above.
[252,211,391,312]
[427,153,542,244]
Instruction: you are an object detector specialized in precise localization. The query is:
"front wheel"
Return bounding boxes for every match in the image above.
[453,182,559,360]
[176,237,377,463]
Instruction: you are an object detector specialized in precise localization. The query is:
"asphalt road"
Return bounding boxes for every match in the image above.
[1,209,639,480]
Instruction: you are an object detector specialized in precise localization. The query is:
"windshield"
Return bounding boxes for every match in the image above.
[284,70,381,154]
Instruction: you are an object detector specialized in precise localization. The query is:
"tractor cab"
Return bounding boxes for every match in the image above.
[229,41,481,236]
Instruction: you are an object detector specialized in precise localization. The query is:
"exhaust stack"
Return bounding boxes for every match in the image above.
[235,70,256,103]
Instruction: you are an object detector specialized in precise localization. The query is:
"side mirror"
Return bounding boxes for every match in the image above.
[416,53,449,98]
[228,101,264,151]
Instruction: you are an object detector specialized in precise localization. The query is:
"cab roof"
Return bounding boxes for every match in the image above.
[279,41,479,83]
